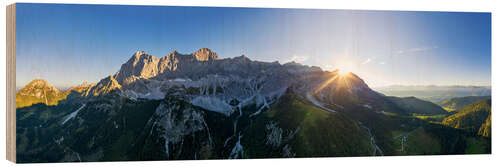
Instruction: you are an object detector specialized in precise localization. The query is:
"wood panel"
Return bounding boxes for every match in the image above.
[6,3,16,163]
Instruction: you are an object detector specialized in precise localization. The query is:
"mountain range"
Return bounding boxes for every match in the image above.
[15,48,491,162]
[439,96,491,112]
[374,85,491,104]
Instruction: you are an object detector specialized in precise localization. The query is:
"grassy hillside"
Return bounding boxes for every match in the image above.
[16,85,491,162]
[477,115,491,137]
[386,96,448,115]
[242,92,374,158]
[439,96,491,112]
[442,99,491,137]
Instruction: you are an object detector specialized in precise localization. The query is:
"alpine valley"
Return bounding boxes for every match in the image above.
[16,48,491,162]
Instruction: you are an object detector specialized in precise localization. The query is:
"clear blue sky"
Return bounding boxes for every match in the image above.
[16,3,491,88]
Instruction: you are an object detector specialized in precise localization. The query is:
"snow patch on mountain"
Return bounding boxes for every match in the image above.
[228,133,244,159]
[62,104,86,125]
[191,96,233,116]
[123,87,164,100]
[121,79,166,100]
[172,78,191,82]
[306,92,336,112]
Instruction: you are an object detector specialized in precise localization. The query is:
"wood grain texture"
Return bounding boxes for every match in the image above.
[6,3,16,163]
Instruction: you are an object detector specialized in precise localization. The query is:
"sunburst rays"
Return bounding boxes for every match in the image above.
[313,71,355,95]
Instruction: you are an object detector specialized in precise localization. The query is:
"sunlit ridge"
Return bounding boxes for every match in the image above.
[313,70,355,95]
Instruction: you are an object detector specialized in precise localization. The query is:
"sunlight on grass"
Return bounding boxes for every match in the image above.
[442,107,455,112]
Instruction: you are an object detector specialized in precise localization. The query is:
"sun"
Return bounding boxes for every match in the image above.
[332,60,357,76]
[313,68,355,95]
[337,69,350,76]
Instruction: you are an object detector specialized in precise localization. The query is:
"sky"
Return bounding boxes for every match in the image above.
[16,3,491,88]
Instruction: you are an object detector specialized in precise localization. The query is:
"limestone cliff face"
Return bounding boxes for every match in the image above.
[85,48,381,110]
[115,51,161,84]
[88,74,122,96]
[114,48,219,86]
[192,48,219,61]
[65,82,96,97]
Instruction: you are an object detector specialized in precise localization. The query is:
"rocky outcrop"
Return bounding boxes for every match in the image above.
[65,82,96,96]
[192,48,219,61]
[17,79,61,96]
[146,100,214,159]
[83,48,385,117]
[115,51,161,84]
[115,49,219,86]
[88,74,122,96]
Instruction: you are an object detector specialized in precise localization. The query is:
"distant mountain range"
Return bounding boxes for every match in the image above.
[15,48,490,162]
[374,85,491,104]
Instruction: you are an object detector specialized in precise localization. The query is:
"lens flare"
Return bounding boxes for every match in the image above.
[313,69,354,95]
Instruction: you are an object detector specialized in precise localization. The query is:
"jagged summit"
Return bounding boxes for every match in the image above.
[19,79,60,94]
[115,49,221,85]
[192,48,219,61]
[89,74,122,96]
[168,50,179,56]
[133,51,148,58]
[76,48,381,108]
[167,48,219,61]
[130,51,157,65]
[115,51,160,84]
[66,81,96,96]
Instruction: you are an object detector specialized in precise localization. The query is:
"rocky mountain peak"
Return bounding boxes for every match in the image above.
[66,81,96,95]
[234,55,249,61]
[21,79,60,93]
[192,48,218,61]
[133,51,147,58]
[129,51,157,65]
[28,78,48,86]
[89,75,122,96]
[168,50,180,56]
[16,79,66,108]
[115,49,221,85]
[116,51,161,84]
